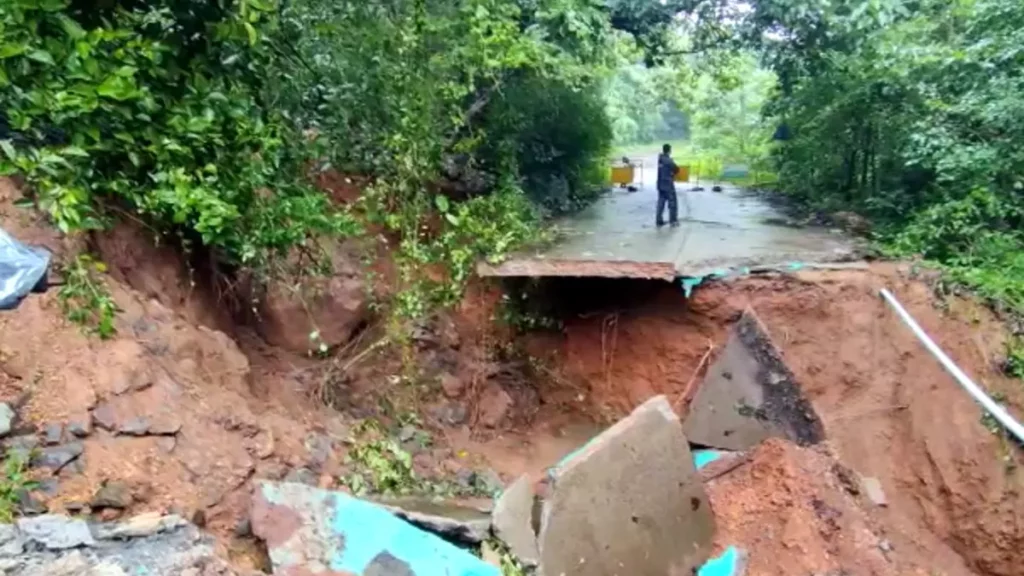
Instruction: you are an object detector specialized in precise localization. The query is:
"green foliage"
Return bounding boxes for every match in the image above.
[341,420,418,496]
[58,253,118,339]
[0,0,358,273]
[0,451,36,523]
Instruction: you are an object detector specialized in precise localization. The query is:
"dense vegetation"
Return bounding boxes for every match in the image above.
[3,0,1024,334]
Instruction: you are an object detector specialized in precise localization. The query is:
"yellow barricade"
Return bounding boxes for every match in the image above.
[675,165,690,183]
[610,165,634,186]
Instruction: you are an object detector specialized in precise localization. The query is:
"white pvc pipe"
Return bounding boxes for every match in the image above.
[880,288,1024,444]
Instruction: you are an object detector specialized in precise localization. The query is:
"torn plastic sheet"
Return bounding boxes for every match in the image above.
[0,227,50,310]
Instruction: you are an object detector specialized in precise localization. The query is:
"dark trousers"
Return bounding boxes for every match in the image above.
[657,188,678,225]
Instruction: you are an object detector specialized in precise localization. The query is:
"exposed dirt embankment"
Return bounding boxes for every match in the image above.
[513,267,1024,576]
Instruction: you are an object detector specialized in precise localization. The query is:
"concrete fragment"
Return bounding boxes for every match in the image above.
[91,403,118,431]
[683,310,824,451]
[492,475,540,567]
[374,496,491,545]
[251,481,499,576]
[0,403,15,437]
[66,419,91,438]
[538,395,714,576]
[93,513,187,539]
[18,514,95,550]
[861,476,888,507]
[0,523,24,557]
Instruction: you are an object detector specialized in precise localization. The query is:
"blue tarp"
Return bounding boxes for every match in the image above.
[0,227,49,310]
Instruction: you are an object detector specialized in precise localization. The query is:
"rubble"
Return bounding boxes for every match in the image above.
[251,481,499,576]
[861,476,888,507]
[537,395,715,575]
[491,475,540,567]
[373,496,491,545]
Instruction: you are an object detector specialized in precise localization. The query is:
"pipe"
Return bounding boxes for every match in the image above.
[879,288,1024,444]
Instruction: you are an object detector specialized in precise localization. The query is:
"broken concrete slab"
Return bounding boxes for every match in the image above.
[17,515,95,550]
[251,481,499,576]
[492,475,540,567]
[538,395,715,576]
[683,309,824,451]
[372,496,491,545]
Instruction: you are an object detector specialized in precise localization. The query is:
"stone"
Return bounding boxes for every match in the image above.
[878,539,893,553]
[5,434,39,460]
[36,477,60,497]
[373,497,492,545]
[17,514,95,550]
[147,416,181,436]
[255,460,289,481]
[16,490,48,515]
[156,436,177,453]
[538,395,715,576]
[251,481,498,576]
[99,508,123,522]
[492,475,540,566]
[91,403,118,431]
[0,403,16,437]
[440,372,464,398]
[682,310,825,451]
[303,433,332,469]
[234,517,252,538]
[118,417,150,436]
[32,443,84,473]
[477,384,513,428]
[437,401,468,426]
[92,481,133,509]
[0,523,24,557]
[861,476,888,507]
[93,512,187,540]
[398,425,416,443]
[43,423,63,446]
[283,466,317,486]
[67,418,91,438]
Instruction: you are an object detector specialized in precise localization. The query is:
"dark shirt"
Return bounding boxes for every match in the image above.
[657,153,678,192]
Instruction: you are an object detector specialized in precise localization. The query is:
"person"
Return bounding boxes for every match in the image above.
[656,143,680,227]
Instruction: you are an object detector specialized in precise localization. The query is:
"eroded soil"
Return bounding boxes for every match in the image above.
[2,175,1023,575]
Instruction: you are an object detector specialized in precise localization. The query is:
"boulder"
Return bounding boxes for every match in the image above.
[492,475,540,567]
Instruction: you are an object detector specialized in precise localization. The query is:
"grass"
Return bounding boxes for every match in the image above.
[0,452,37,523]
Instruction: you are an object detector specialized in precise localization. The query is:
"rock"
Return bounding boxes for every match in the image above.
[16,490,48,515]
[234,517,252,538]
[118,417,150,436]
[64,502,89,514]
[66,418,91,438]
[492,475,540,566]
[283,467,317,486]
[538,395,714,576]
[398,425,416,443]
[436,401,468,426]
[682,310,824,451]
[256,246,369,354]
[440,373,464,398]
[373,497,491,545]
[147,416,181,436]
[246,430,274,460]
[91,403,118,432]
[93,513,187,540]
[303,433,332,469]
[251,481,498,576]
[478,384,513,428]
[0,403,16,437]
[4,434,39,460]
[17,514,95,550]
[92,481,133,509]
[878,539,893,553]
[255,461,289,481]
[156,436,177,453]
[861,476,888,507]
[0,523,24,557]
[99,508,123,522]
[31,443,84,473]
[191,508,207,528]
[36,477,60,497]
[43,423,63,446]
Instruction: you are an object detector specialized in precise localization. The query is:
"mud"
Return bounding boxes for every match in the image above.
[3,173,1024,575]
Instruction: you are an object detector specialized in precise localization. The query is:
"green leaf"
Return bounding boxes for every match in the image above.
[57,14,86,39]
[0,66,8,87]
[0,44,28,59]
[0,140,15,160]
[244,22,258,46]
[96,75,136,100]
[434,195,450,212]
[27,50,56,66]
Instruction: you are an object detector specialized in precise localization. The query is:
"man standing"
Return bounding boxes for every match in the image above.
[656,143,680,227]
